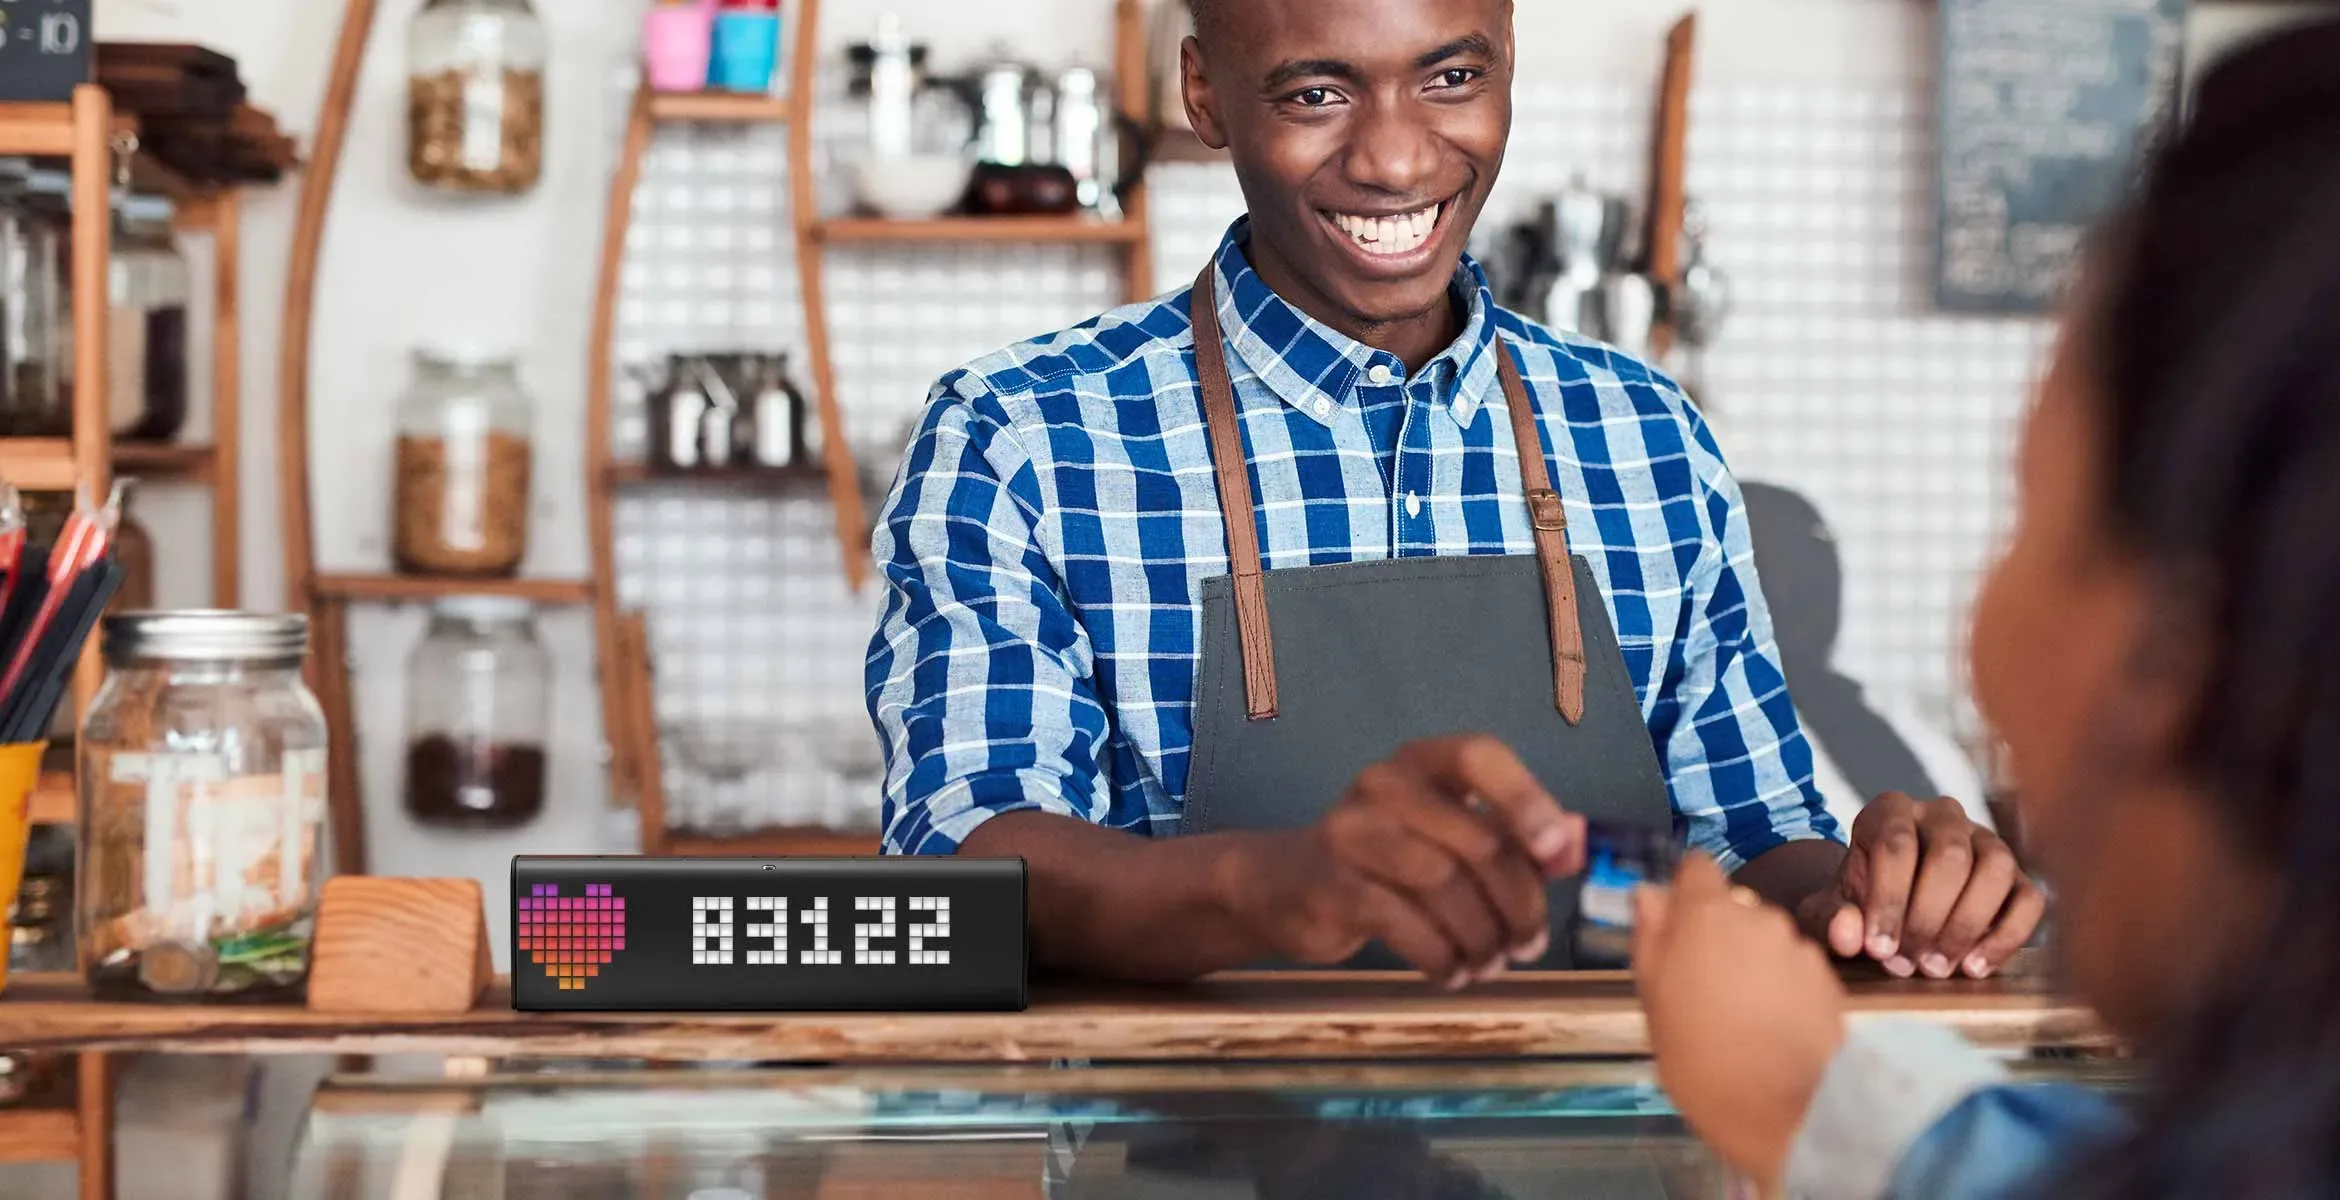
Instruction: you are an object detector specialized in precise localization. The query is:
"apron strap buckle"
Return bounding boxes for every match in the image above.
[1527,489,1568,533]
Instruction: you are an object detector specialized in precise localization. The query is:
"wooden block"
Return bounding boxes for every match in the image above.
[307,877,492,1015]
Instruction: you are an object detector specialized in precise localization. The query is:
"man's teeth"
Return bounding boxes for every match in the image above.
[1331,204,1442,256]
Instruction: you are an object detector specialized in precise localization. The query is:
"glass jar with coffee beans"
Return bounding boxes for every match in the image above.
[393,345,534,577]
[407,0,547,194]
[402,598,551,830]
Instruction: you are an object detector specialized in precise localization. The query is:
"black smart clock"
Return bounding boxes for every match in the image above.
[510,856,1027,1012]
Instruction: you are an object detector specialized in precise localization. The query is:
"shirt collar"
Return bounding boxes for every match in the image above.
[1205,217,1503,429]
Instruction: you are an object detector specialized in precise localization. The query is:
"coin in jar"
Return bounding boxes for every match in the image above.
[138,939,221,994]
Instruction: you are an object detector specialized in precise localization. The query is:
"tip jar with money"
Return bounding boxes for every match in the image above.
[76,612,328,1002]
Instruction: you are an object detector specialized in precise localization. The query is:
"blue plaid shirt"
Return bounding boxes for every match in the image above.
[866,220,1840,866]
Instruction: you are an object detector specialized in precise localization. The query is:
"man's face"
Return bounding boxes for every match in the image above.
[1183,0,1513,333]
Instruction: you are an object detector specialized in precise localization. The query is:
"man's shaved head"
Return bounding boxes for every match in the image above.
[1177,0,1517,361]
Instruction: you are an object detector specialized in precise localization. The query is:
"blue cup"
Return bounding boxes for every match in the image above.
[709,11,781,94]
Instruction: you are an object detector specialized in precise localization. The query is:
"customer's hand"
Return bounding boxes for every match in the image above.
[1214,736,1586,989]
[1635,854,1847,1190]
[1798,793,2045,979]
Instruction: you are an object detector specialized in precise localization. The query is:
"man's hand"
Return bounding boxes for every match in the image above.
[1797,793,2046,979]
[1214,735,1586,989]
[1635,855,1847,1190]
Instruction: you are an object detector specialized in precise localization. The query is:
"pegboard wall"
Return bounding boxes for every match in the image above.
[611,74,2052,835]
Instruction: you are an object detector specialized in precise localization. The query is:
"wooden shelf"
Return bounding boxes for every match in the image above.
[605,462,830,490]
[647,91,795,124]
[28,771,74,825]
[0,1061,80,1165]
[664,828,881,858]
[0,438,83,492]
[111,442,216,483]
[309,575,595,606]
[0,971,2105,1063]
[814,215,1149,245]
[0,102,83,157]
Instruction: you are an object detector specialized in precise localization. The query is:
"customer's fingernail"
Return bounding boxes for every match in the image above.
[1919,953,1952,979]
[1868,933,1898,959]
[1512,932,1550,963]
[1477,958,1508,983]
[1442,971,1469,992]
[1884,955,1916,978]
[1965,954,1993,979]
[1532,824,1572,861]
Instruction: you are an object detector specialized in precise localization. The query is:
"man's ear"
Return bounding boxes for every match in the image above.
[1181,36,1229,151]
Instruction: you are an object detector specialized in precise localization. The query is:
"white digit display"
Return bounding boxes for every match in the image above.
[799,895,841,964]
[854,896,898,965]
[686,895,955,967]
[691,895,734,965]
[42,14,85,56]
[745,896,788,965]
[909,896,951,965]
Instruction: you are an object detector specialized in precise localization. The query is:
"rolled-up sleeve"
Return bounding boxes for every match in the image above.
[1657,401,1842,869]
[1784,1020,2126,1199]
[865,375,1111,856]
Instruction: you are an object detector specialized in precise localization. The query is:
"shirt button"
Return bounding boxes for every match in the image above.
[1405,491,1423,518]
[1313,396,1333,419]
[1368,364,1395,386]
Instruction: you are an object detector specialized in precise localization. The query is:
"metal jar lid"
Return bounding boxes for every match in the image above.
[102,611,310,668]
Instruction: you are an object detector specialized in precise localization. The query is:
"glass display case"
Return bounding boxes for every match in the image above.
[285,1058,2137,1199]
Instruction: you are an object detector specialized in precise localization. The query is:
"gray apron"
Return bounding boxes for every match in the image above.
[1176,267,1671,971]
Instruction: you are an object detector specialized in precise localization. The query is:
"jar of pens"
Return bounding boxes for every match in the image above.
[0,483,132,999]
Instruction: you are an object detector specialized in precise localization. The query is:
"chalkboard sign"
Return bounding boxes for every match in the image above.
[0,0,94,104]
[1936,0,2186,314]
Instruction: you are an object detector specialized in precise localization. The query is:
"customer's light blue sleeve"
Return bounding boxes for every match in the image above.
[1783,1021,2128,1200]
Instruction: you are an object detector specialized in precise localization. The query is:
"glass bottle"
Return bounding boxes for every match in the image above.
[407,0,548,194]
[403,597,552,829]
[78,612,328,1002]
[0,164,70,437]
[392,345,535,577]
[108,194,190,442]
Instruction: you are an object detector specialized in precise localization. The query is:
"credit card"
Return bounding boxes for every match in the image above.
[1571,819,1681,968]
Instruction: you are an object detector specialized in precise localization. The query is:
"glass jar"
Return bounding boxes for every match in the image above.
[108,194,190,443]
[0,164,70,437]
[393,346,534,577]
[77,612,328,1002]
[407,0,547,194]
[402,597,551,830]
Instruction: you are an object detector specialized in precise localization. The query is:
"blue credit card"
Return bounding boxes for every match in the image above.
[1571,819,1681,966]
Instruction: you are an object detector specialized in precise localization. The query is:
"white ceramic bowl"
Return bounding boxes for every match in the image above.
[851,154,974,221]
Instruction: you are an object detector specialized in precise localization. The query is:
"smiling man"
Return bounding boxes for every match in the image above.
[865,0,2044,988]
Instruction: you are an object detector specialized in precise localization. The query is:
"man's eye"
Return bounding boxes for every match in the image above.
[1435,68,1482,89]
[1296,87,1335,107]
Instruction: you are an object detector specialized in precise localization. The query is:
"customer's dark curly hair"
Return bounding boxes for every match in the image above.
[2056,17,2340,1198]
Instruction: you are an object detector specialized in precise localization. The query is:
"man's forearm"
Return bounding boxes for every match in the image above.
[1733,838,1847,914]
[959,810,1279,983]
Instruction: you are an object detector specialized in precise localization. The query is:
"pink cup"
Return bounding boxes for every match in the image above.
[643,3,716,94]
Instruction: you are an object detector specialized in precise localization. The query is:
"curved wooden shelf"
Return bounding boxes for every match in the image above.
[110,442,217,483]
[604,461,830,489]
[646,91,795,124]
[310,574,594,605]
[814,215,1150,245]
[280,0,380,882]
[664,828,882,858]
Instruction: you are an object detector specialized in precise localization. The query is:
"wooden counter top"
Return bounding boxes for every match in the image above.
[0,971,2108,1063]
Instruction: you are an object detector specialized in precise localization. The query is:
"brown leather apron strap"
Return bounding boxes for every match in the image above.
[1496,347,1588,724]
[1189,266,1587,725]
[1191,266,1281,720]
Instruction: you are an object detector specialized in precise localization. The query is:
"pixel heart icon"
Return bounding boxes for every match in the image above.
[516,882,625,991]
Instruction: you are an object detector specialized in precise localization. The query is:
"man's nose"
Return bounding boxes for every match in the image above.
[1345,96,1441,198]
